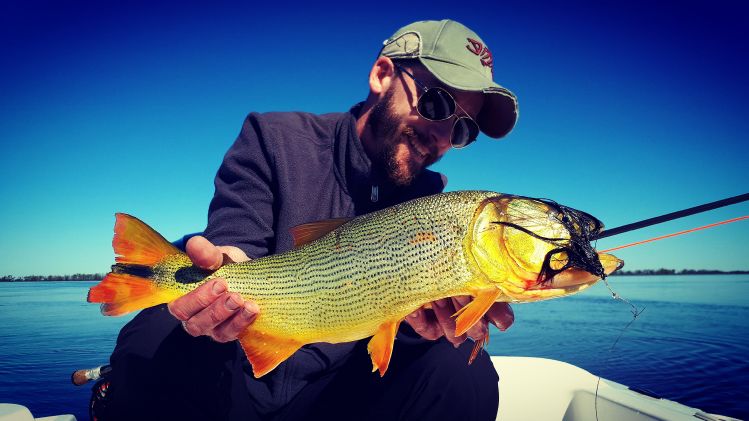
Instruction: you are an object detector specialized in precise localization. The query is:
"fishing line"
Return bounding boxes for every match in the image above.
[592,275,647,421]
[587,194,747,419]
[599,215,749,253]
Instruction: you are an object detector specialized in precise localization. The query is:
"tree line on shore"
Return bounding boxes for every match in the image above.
[1,274,106,282]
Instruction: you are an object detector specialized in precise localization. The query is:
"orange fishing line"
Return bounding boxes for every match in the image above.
[599,215,749,253]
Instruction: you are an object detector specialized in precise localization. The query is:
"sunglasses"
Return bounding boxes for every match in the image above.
[394,63,480,148]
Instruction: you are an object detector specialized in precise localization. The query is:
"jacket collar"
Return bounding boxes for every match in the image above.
[334,103,443,214]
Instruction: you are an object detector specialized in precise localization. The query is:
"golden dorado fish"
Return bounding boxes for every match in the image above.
[88,191,622,378]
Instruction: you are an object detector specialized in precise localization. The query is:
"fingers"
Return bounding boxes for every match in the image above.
[432,298,466,347]
[180,291,244,339]
[485,302,514,331]
[169,279,227,321]
[186,236,224,270]
[167,279,260,342]
[211,300,259,343]
[405,308,443,340]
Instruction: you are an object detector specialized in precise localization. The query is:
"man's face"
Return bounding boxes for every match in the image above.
[368,65,484,186]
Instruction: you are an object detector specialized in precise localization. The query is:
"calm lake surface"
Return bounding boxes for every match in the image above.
[1,277,747,420]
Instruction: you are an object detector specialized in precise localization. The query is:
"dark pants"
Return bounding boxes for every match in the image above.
[99,306,499,421]
[274,336,499,421]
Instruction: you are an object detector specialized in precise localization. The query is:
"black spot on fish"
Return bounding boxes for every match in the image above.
[174,266,210,284]
[111,264,154,278]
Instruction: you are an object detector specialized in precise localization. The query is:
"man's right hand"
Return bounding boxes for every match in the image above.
[167,236,259,343]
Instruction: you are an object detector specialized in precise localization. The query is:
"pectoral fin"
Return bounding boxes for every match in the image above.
[290,218,351,247]
[453,288,502,336]
[367,319,400,377]
[238,329,303,378]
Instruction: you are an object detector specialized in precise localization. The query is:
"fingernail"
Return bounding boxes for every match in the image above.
[242,302,260,321]
[225,295,241,310]
[244,302,260,314]
[212,281,226,295]
[491,320,508,332]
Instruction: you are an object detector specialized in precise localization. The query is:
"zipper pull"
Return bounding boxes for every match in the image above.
[370,185,379,203]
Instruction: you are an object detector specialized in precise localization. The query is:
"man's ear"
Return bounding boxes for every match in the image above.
[369,56,396,96]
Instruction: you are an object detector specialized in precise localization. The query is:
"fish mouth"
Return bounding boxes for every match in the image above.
[531,253,623,290]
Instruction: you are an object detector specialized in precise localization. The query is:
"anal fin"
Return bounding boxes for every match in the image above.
[238,329,303,378]
[453,288,501,336]
[367,319,400,377]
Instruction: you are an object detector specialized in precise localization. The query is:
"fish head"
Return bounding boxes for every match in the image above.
[468,195,623,302]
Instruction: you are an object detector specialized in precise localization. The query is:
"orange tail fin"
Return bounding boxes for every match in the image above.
[112,213,181,265]
[88,213,183,316]
[88,272,181,316]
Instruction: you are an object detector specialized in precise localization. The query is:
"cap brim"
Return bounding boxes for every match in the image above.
[478,89,519,139]
[419,58,519,139]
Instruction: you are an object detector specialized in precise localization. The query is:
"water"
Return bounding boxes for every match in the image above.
[0,282,135,420]
[487,275,749,419]
[0,277,748,420]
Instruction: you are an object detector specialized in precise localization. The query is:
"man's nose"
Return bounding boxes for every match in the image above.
[429,120,454,155]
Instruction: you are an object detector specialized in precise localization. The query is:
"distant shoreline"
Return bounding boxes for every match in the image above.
[1,274,105,282]
[2,269,749,282]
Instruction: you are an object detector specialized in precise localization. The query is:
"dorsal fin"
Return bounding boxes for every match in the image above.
[290,218,351,248]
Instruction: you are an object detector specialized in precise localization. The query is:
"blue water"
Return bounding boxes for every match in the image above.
[0,277,747,420]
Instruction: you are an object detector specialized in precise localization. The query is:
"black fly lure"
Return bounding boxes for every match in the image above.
[493,197,606,283]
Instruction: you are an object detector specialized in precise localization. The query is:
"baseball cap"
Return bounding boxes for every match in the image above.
[379,19,518,139]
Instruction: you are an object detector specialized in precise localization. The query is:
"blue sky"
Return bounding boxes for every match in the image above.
[1,1,747,276]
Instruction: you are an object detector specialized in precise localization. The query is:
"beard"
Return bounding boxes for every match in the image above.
[368,89,429,186]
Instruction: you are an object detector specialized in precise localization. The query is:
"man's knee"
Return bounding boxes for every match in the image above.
[420,340,498,394]
[392,339,499,419]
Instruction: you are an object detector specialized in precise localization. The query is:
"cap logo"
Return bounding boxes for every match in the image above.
[465,38,494,73]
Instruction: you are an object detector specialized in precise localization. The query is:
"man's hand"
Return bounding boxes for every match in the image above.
[405,296,514,347]
[167,236,259,343]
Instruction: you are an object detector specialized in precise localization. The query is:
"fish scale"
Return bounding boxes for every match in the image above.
[209,190,497,343]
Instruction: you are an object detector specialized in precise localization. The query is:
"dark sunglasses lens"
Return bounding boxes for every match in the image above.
[418,88,455,121]
[452,118,480,148]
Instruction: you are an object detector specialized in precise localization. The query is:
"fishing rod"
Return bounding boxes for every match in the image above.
[592,192,749,241]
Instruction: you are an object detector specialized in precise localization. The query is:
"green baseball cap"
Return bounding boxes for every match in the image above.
[379,19,518,139]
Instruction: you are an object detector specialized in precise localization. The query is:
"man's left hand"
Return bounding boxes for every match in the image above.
[405,297,514,347]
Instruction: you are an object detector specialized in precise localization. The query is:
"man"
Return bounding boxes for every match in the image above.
[101,19,518,420]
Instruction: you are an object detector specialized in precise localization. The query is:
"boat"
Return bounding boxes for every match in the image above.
[0,404,74,421]
[491,356,740,420]
[2,356,740,421]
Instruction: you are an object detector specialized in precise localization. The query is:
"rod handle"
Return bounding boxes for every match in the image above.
[71,365,111,386]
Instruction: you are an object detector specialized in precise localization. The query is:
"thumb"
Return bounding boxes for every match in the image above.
[186,236,224,270]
